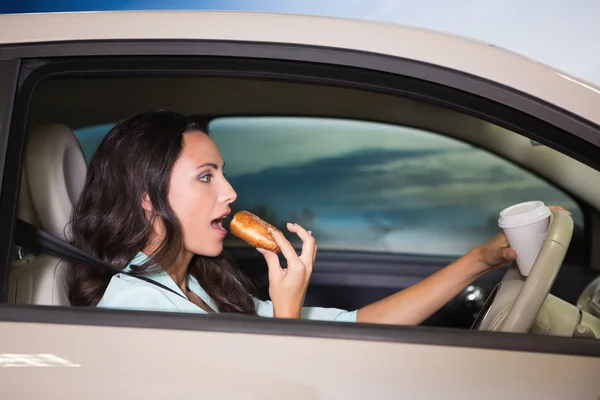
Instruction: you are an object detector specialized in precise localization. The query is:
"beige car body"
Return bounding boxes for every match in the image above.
[1,11,600,399]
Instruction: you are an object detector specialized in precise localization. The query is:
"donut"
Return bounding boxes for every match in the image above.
[229,211,281,253]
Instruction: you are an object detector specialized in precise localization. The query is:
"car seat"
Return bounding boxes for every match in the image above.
[8,123,86,306]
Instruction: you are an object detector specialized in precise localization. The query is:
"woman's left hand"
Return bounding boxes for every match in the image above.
[474,205,572,273]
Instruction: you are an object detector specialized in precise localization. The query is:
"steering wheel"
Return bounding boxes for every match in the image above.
[472,210,574,333]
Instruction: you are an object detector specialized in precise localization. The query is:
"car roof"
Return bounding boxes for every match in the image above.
[1,10,599,127]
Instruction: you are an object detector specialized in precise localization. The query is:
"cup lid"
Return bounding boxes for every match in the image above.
[498,201,551,229]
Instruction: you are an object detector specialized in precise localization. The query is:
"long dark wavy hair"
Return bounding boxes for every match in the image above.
[66,109,257,314]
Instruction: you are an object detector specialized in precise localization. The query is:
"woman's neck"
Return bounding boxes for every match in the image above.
[167,251,194,292]
[143,241,193,292]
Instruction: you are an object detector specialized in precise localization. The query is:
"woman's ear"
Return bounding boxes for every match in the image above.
[141,192,153,213]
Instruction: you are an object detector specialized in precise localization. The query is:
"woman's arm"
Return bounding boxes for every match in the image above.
[356,206,570,325]
[356,247,493,325]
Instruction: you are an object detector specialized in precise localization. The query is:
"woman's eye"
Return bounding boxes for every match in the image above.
[198,174,212,182]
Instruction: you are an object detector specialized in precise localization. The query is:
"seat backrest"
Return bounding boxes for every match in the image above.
[9,254,69,305]
[24,123,87,240]
[9,123,86,306]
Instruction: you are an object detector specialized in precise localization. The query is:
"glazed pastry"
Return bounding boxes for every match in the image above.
[230,211,281,253]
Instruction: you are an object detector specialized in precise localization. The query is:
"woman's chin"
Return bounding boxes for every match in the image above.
[194,245,224,258]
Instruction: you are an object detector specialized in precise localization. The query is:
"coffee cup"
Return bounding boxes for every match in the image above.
[498,201,551,276]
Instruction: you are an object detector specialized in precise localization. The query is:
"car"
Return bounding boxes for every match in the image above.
[1,10,600,399]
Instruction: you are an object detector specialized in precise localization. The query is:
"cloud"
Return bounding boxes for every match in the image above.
[211,117,468,176]
[225,144,580,242]
[218,118,581,233]
[225,142,578,255]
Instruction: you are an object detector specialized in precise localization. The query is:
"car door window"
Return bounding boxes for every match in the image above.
[208,117,582,257]
[72,117,584,258]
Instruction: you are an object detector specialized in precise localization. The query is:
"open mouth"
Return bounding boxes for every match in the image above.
[211,214,229,237]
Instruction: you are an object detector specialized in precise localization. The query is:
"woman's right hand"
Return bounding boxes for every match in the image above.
[256,223,316,319]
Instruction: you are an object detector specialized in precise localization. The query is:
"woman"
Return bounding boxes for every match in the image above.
[66,110,570,325]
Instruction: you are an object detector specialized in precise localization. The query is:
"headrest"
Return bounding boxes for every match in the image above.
[22,123,86,241]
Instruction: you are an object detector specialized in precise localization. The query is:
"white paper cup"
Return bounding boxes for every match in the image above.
[498,201,551,276]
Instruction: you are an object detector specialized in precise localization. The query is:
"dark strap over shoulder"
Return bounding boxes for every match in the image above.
[14,218,187,301]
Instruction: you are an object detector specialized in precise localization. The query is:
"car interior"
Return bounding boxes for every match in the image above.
[8,74,600,334]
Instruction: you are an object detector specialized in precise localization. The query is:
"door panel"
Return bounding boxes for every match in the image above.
[2,314,600,399]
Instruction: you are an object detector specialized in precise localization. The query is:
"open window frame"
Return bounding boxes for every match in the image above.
[1,40,600,358]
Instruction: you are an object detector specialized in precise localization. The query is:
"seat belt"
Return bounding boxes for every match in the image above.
[14,218,188,301]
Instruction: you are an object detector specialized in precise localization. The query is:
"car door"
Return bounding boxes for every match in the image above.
[1,11,600,400]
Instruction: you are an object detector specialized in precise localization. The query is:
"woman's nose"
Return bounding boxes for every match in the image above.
[221,179,237,204]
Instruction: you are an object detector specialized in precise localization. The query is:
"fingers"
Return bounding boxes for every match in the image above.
[286,223,316,269]
[493,231,508,243]
[548,205,572,216]
[503,247,517,261]
[269,228,301,266]
[257,248,282,282]
[307,230,318,264]
[491,245,516,264]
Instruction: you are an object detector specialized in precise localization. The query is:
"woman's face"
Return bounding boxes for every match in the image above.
[165,131,237,257]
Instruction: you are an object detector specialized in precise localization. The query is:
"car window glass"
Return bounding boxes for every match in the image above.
[73,117,583,257]
[76,123,114,163]
[209,117,583,256]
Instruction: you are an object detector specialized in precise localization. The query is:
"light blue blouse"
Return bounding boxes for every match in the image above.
[97,252,358,322]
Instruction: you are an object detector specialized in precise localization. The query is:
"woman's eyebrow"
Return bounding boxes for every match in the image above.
[196,162,225,170]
